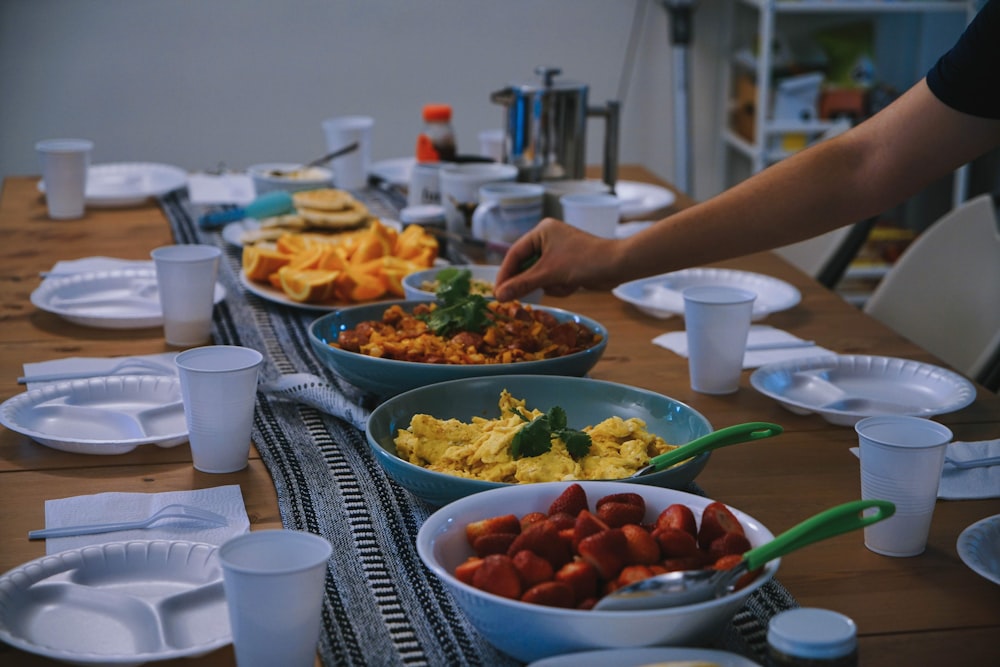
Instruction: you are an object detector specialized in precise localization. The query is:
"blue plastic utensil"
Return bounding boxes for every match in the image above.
[198,190,294,229]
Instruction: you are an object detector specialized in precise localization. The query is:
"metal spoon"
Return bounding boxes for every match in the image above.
[267,141,359,176]
[628,421,784,478]
[593,498,895,611]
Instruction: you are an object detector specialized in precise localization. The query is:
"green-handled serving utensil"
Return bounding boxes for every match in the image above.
[629,421,783,478]
[594,498,896,610]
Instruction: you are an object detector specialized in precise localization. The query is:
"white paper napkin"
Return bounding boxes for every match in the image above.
[652,324,833,369]
[44,256,154,279]
[40,485,251,554]
[849,443,1000,500]
[187,172,256,205]
[22,352,179,390]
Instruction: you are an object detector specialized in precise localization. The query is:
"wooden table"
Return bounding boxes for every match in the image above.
[1,168,998,666]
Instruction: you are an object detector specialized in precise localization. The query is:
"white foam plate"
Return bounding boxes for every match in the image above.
[222,218,261,247]
[958,513,1000,586]
[612,268,801,321]
[750,354,977,426]
[31,268,226,329]
[0,375,188,455]
[369,157,415,186]
[615,180,676,219]
[528,646,761,667]
[0,540,230,665]
[39,162,188,207]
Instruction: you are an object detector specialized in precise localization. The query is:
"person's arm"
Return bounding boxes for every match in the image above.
[495,79,1000,302]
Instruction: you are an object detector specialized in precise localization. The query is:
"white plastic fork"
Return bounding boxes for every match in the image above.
[944,454,1000,470]
[28,504,228,540]
[17,356,176,384]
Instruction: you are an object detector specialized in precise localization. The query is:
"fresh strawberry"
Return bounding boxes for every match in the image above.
[454,557,482,585]
[653,527,699,558]
[621,523,661,564]
[596,492,645,514]
[555,559,600,602]
[572,510,609,549]
[511,549,555,588]
[548,483,589,517]
[507,518,573,569]
[577,528,628,580]
[520,512,548,531]
[472,554,522,599]
[596,501,645,528]
[697,501,746,550]
[521,581,575,608]
[615,564,658,588]
[661,556,708,572]
[708,531,752,561]
[465,514,521,546]
[471,532,518,557]
[655,503,698,538]
[712,554,760,591]
[547,511,577,532]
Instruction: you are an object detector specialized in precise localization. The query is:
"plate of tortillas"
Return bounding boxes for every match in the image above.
[222,187,375,247]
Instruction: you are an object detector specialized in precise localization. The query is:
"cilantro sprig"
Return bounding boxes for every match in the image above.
[510,406,592,460]
[417,268,492,337]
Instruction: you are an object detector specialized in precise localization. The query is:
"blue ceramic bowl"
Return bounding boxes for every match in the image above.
[365,374,713,507]
[308,301,607,398]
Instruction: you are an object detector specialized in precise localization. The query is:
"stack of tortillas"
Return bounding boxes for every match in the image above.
[241,187,372,245]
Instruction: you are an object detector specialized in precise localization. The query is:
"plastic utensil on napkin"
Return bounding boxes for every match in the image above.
[198,190,294,228]
[849,442,1000,500]
[652,324,832,369]
[37,485,251,554]
[21,352,179,389]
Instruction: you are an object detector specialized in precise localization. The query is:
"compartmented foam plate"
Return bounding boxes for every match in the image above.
[0,540,230,665]
[0,375,187,454]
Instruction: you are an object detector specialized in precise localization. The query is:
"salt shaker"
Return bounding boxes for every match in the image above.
[767,608,858,667]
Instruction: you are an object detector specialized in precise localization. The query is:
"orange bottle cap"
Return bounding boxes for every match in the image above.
[422,104,452,122]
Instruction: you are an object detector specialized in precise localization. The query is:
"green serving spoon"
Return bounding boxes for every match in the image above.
[593,498,896,611]
[629,421,784,478]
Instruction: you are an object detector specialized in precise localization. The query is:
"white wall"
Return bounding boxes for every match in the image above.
[2,1,973,206]
[0,0,733,201]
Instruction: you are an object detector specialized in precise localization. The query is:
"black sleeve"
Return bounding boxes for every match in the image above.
[926,0,1000,119]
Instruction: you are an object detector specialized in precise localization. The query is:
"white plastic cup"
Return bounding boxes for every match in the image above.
[559,192,620,238]
[151,244,222,347]
[477,128,505,162]
[683,285,757,394]
[321,115,374,190]
[856,415,953,557]
[439,163,518,236]
[36,138,93,219]
[176,345,263,473]
[220,530,332,667]
[407,161,452,207]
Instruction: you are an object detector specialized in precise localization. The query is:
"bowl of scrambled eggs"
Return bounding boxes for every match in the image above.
[309,301,607,398]
[365,374,713,506]
[415,480,777,662]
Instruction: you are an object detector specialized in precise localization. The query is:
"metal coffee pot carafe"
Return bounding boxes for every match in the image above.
[491,66,620,190]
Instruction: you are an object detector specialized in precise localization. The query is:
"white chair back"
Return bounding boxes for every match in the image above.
[863,193,1000,383]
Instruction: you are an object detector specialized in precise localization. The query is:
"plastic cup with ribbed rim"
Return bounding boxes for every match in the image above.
[151,244,221,347]
[559,192,620,238]
[321,115,373,190]
[683,285,757,394]
[219,530,332,667]
[175,345,263,473]
[36,138,93,219]
[856,415,952,557]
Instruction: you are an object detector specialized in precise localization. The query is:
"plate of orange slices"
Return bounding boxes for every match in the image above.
[239,219,441,310]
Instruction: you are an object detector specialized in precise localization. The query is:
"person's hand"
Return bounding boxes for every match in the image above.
[494,218,624,301]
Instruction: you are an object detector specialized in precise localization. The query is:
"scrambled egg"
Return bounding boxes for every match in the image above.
[394,390,678,483]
